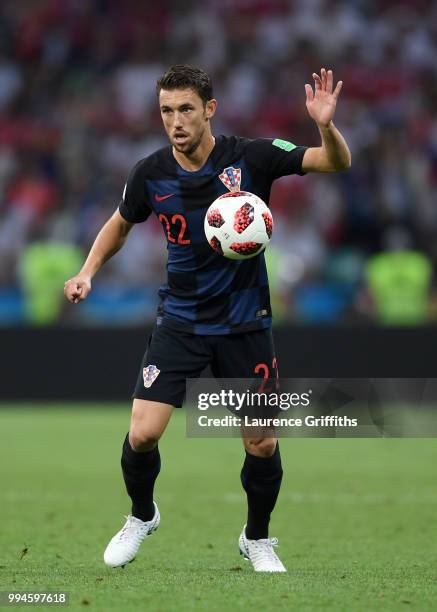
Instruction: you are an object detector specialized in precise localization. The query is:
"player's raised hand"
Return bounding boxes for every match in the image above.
[305,68,343,128]
[64,274,92,304]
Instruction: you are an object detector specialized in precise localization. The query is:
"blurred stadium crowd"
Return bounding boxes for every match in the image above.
[0,0,436,326]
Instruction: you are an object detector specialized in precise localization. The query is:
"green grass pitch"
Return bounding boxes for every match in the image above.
[1,405,437,611]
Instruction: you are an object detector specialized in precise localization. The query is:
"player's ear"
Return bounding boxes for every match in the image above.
[205,99,217,121]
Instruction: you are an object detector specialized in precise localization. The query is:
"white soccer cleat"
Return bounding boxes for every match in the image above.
[239,526,287,572]
[103,502,160,568]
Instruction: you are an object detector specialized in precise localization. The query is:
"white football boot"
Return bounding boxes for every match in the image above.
[103,502,160,568]
[239,526,287,572]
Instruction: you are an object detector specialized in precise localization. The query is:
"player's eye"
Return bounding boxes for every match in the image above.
[181,107,192,113]
[161,108,172,114]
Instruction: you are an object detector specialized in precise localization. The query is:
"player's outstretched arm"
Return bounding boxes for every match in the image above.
[64,209,133,304]
[302,68,351,173]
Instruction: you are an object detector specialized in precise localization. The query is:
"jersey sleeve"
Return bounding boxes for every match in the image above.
[118,160,153,223]
[245,138,308,180]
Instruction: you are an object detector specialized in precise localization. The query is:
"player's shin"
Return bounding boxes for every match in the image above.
[240,443,283,540]
[121,433,161,522]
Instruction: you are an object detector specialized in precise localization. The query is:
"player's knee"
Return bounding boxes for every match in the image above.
[129,428,161,452]
[245,438,277,458]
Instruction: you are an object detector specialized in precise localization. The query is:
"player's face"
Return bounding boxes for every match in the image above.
[159,88,216,156]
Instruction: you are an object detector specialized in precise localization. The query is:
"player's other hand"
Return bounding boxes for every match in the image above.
[305,68,343,128]
[64,274,92,304]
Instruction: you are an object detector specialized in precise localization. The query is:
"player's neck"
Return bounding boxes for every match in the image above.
[172,134,216,172]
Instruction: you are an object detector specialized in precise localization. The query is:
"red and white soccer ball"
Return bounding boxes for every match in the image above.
[204,191,273,260]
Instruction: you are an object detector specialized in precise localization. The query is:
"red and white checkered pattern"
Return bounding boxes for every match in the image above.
[143,364,160,388]
[219,166,241,192]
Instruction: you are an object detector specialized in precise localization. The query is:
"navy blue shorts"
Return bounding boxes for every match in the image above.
[133,323,278,408]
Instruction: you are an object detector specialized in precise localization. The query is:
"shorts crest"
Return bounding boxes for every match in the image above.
[143,364,160,388]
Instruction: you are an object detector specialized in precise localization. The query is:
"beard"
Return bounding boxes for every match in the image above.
[172,128,204,157]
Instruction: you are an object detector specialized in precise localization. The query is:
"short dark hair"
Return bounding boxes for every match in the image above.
[156,64,213,104]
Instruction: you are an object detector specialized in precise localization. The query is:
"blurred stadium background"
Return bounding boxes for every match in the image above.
[1,0,436,331]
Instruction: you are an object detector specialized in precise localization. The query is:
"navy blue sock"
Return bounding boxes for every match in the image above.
[121,433,160,522]
[240,443,283,540]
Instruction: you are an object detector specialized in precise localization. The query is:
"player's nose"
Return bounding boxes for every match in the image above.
[173,112,184,127]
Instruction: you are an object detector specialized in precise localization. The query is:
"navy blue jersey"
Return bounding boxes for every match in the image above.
[119,135,307,334]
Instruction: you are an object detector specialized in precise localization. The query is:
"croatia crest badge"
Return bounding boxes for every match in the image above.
[219,166,241,192]
[143,364,160,388]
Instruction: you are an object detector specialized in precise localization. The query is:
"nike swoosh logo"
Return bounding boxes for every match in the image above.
[155,193,175,202]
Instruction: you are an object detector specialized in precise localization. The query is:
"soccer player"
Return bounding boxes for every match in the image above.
[64,65,350,572]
